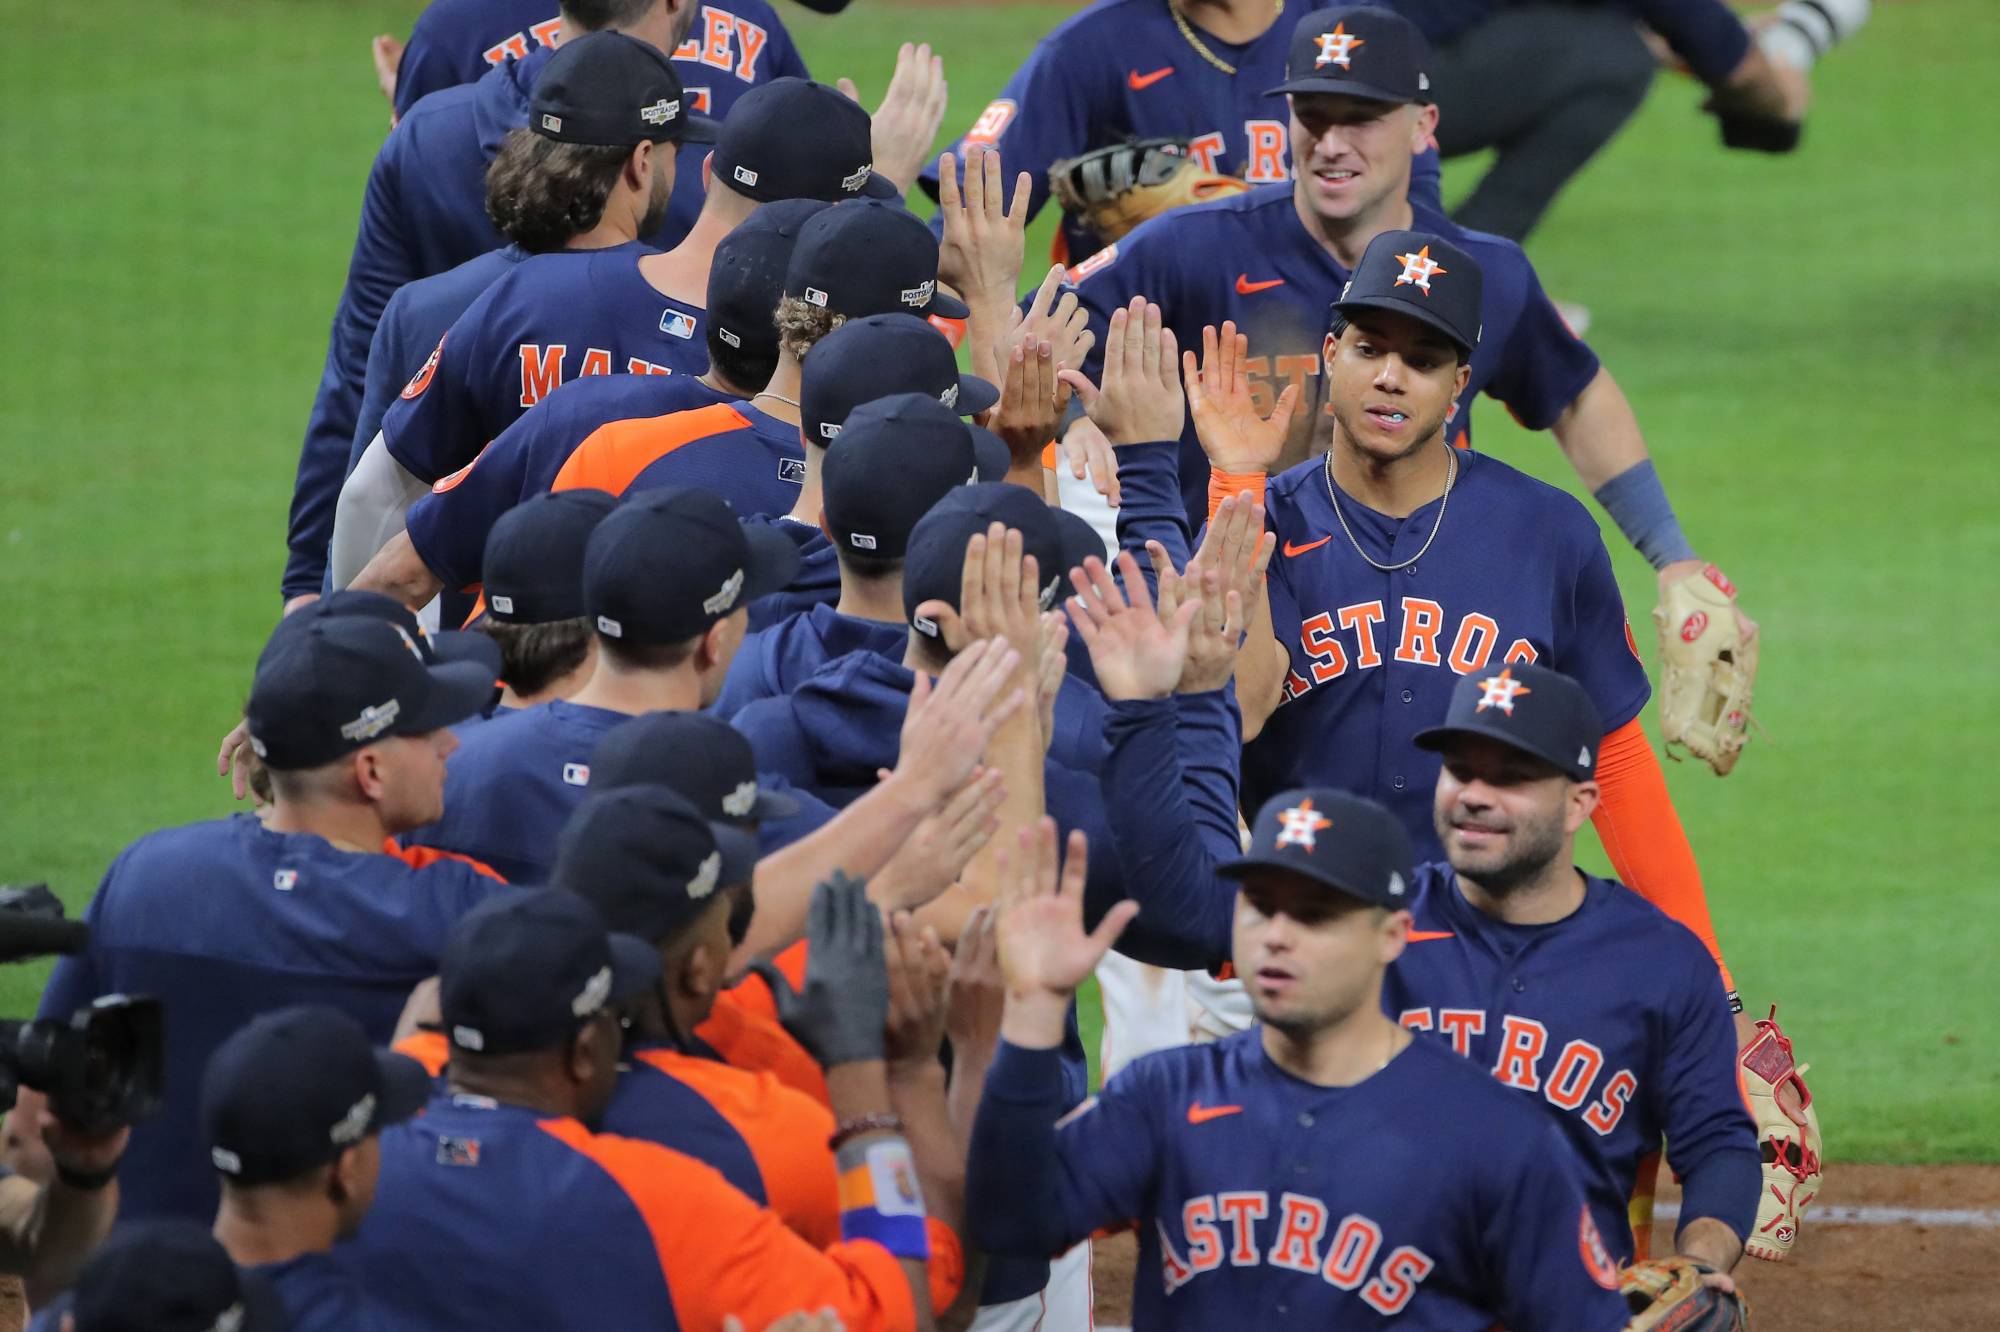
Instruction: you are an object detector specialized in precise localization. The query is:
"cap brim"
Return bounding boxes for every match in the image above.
[430,628,503,676]
[954,372,1000,419]
[402,660,503,735]
[607,933,665,1005]
[1266,77,1421,103]
[1413,720,1580,777]
[860,171,902,200]
[1332,293,1475,356]
[968,426,1012,482]
[674,113,721,145]
[710,823,763,885]
[1215,854,1387,907]
[372,1050,435,1128]
[739,518,804,601]
[747,785,800,822]
[927,287,972,321]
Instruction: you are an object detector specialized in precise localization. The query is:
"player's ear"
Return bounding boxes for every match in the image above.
[351,747,388,803]
[1378,907,1413,964]
[1452,358,1471,397]
[628,139,653,191]
[1412,102,1440,149]
[1566,779,1601,831]
[700,150,713,193]
[1322,329,1340,371]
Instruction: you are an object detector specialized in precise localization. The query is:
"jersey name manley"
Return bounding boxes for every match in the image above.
[516,345,678,408]
[1156,1194,1434,1313]
[1397,1009,1639,1136]
[1282,595,1547,699]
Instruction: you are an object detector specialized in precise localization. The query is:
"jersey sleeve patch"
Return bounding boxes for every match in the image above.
[401,333,446,400]
[965,99,1018,145]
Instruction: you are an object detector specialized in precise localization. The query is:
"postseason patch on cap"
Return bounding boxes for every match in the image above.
[702,569,745,616]
[639,97,680,126]
[841,164,873,193]
[899,280,936,309]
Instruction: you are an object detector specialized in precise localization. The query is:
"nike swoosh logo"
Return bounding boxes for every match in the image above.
[1187,1102,1244,1125]
[1128,66,1175,90]
[1282,536,1332,558]
[1408,930,1455,942]
[1236,274,1286,295]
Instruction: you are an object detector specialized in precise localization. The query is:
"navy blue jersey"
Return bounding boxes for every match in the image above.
[970,1033,1629,1330]
[1382,865,1760,1261]
[549,399,805,518]
[254,1250,397,1332]
[351,246,528,476]
[405,372,740,592]
[392,0,555,118]
[1067,187,1599,525]
[713,605,909,719]
[381,242,708,485]
[745,515,839,630]
[284,10,808,599]
[1245,448,1650,857]
[1388,0,1749,85]
[35,816,504,1220]
[406,699,633,883]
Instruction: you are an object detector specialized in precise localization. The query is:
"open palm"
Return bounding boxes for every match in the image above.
[1182,320,1298,472]
[996,822,1137,998]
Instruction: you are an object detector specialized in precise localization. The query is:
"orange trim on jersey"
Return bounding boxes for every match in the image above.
[552,402,754,497]
[1627,1149,1662,1260]
[535,1117,918,1332]
[632,1046,840,1246]
[721,940,809,1023]
[393,1029,450,1078]
[382,838,508,883]
[1589,718,1733,991]
[700,985,830,1107]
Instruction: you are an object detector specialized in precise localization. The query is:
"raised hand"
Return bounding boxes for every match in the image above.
[945,905,1006,1065]
[894,637,1026,807]
[765,872,890,1070]
[868,766,1006,912]
[912,524,1046,683]
[1065,551,1201,702]
[1035,610,1069,753]
[1182,320,1297,473]
[843,43,948,192]
[1057,417,1122,509]
[987,336,1062,468]
[883,910,952,1071]
[1059,296,1183,446]
[1015,264,1096,408]
[1176,492,1274,694]
[996,821,1136,1000]
[935,144,1030,307]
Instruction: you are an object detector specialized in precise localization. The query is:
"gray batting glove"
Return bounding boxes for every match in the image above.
[758,871,889,1069]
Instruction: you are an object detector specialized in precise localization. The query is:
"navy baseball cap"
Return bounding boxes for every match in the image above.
[68,1220,286,1332]
[1414,660,1604,781]
[584,487,801,645]
[711,77,901,203]
[589,710,799,823]
[530,31,717,146]
[823,394,1012,559]
[903,484,1086,636]
[552,785,761,943]
[1333,229,1483,357]
[440,889,662,1056]
[269,587,502,679]
[709,199,829,363]
[785,199,970,320]
[1268,6,1433,103]
[799,313,998,446]
[482,488,620,624]
[1220,788,1416,909]
[246,616,496,770]
[203,1005,430,1186]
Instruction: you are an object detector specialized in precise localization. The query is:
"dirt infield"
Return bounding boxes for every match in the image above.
[1093,1164,2000,1330]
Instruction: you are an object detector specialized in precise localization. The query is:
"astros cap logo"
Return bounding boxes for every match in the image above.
[1475,667,1532,715]
[1394,245,1446,295]
[1314,23,1365,69]
[1275,797,1332,852]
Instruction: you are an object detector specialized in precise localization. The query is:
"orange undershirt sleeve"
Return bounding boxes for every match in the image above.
[1207,469,1267,524]
[1589,717,1734,993]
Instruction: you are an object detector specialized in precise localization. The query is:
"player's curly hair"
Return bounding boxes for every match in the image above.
[485,129,633,253]
[477,616,593,699]
[773,296,848,363]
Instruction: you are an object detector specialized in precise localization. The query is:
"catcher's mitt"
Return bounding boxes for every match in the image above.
[1652,564,1758,774]
[1739,1006,1823,1261]
[1048,138,1250,243]
[1620,1257,1749,1331]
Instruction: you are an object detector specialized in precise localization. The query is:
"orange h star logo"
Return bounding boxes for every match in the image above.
[1314,24,1365,69]
[1395,245,1447,295]
[1475,668,1532,714]
[1275,798,1333,852]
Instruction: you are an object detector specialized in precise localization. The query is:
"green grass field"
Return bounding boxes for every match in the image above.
[3,1,1994,1161]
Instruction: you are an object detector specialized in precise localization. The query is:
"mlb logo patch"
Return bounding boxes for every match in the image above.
[733,165,760,187]
[718,327,742,348]
[489,594,514,615]
[661,310,697,340]
[778,457,806,483]
[850,533,878,550]
[562,762,590,787]
[273,869,298,892]
[803,286,829,308]
[436,1136,482,1168]
[540,114,562,133]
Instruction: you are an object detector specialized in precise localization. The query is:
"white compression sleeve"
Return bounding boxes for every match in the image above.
[329,432,431,589]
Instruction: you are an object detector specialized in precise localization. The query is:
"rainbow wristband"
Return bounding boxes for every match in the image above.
[836,1137,931,1260]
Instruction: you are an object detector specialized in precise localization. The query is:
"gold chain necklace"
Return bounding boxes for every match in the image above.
[1325,443,1456,574]
[1169,0,1283,77]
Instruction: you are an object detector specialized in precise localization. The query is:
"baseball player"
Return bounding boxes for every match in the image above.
[28,1221,290,1332]
[468,488,619,714]
[1065,4,1743,633]
[1384,662,1762,1268]
[1199,228,1737,998]
[351,888,955,1330]
[329,32,721,589]
[347,196,827,611]
[40,613,504,1221]
[967,810,1631,1329]
[204,1006,430,1332]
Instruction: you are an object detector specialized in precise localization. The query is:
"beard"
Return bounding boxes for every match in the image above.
[1436,800,1567,896]
[638,157,674,237]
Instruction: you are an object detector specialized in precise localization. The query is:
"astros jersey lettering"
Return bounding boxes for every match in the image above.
[381,242,708,486]
[1067,187,1599,525]
[1382,865,1761,1261]
[36,815,504,1220]
[969,1033,1629,1329]
[404,371,741,593]
[551,400,805,516]
[1246,448,1650,856]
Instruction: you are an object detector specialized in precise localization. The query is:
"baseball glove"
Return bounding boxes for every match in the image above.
[1739,1006,1823,1261]
[1653,564,1758,774]
[1047,138,1250,243]
[1620,1257,1749,1331]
